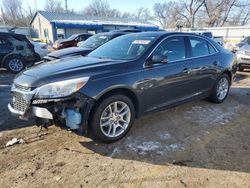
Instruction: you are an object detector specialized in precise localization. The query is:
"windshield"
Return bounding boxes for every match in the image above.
[88,34,157,60]
[79,34,112,49]
[68,34,78,40]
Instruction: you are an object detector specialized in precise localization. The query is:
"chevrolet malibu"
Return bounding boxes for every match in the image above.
[8,32,237,142]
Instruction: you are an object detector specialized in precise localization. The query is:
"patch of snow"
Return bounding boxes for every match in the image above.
[169,144,179,149]
[184,105,240,126]
[126,141,181,155]
[0,132,3,138]
[109,148,120,158]
[157,132,171,140]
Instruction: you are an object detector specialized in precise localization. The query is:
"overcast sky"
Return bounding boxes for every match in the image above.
[21,0,168,13]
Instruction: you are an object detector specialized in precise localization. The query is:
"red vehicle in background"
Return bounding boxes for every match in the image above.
[53,33,93,50]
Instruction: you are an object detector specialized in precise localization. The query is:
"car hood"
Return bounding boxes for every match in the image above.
[14,57,126,87]
[236,42,246,48]
[239,44,250,51]
[46,47,93,59]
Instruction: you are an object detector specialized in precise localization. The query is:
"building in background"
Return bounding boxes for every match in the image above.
[30,11,159,43]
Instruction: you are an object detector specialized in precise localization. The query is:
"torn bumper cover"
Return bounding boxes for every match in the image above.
[8,87,95,131]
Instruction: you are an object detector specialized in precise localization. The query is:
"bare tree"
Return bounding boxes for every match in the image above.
[44,0,65,13]
[153,1,184,28]
[203,0,245,26]
[181,0,205,28]
[132,7,152,21]
[83,0,121,17]
[1,0,28,26]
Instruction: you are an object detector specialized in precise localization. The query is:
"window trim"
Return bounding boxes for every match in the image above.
[186,35,219,59]
[144,34,219,68]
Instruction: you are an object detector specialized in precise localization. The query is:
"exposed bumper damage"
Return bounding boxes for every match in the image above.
[8,89,95,132]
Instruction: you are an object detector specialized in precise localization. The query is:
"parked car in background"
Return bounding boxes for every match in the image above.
[213,36,224,46]
[53,33,93,50]
[8,32,237,142]
[30,40,49,58]
[233,36,250,52]
[0,32,40,73]
[44,31,135,61]
[237,43,250,71]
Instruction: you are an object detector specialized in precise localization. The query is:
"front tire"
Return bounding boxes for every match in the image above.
[210,74,230,103]
[90,95,135,143]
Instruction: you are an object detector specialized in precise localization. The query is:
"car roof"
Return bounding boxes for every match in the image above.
[0,32,26,38]
[121,31,204,37]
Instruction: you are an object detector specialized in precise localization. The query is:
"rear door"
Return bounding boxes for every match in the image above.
[0,36,13,63]
[186,36,221,94]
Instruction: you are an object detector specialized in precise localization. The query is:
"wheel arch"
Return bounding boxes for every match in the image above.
[221,70,232,84]
[91,87,141,119]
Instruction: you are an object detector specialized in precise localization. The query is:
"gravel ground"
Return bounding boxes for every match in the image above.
[0,68,250,188]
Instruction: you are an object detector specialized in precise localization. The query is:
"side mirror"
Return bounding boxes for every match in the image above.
[147,54,168,66]
[16,45,24,51]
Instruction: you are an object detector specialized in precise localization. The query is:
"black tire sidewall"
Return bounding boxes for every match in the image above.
[90,95,135,143]
[211,74,230,103]
[5,55,25,73]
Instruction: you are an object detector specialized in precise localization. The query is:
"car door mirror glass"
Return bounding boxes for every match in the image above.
[147,55,168,66]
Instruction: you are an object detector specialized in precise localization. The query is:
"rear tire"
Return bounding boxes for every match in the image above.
[209,74,230,103]
[90,94,135,143]
[4,55,25,74]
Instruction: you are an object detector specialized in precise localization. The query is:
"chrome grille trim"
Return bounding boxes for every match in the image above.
[11,92,28,113]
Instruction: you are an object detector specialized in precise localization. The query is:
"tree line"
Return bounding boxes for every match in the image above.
[0,0,249,28]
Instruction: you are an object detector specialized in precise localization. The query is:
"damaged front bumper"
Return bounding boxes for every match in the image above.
[8,85,95,131]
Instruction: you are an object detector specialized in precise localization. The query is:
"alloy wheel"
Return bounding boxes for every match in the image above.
[100,101,131,138]
[8,59,24,72]
[216,77,229,100]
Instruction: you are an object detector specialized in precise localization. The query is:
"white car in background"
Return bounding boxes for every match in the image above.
[30,40,49,58]
[237,44,250,71]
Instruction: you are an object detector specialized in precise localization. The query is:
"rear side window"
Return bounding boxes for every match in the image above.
[188,37,217,57]
[153,36,186,62]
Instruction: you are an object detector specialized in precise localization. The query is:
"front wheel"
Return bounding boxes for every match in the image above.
[210,74,230,103]
[90,95,135,142]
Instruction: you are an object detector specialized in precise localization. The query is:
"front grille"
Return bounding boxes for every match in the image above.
[11,92,29,113]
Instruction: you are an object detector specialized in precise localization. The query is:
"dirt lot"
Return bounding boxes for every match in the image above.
[0,69,250,188]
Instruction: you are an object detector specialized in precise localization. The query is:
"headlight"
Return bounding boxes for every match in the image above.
[35,77,89,99]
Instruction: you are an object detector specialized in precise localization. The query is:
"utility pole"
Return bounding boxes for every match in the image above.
[65,0,68,13]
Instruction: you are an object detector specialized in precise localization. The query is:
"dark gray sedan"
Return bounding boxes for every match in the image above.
[8,32,237,142]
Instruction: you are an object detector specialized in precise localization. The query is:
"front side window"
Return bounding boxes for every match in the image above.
[88,34,157,60]
[153,36,186,62]
[189,36,216,57]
